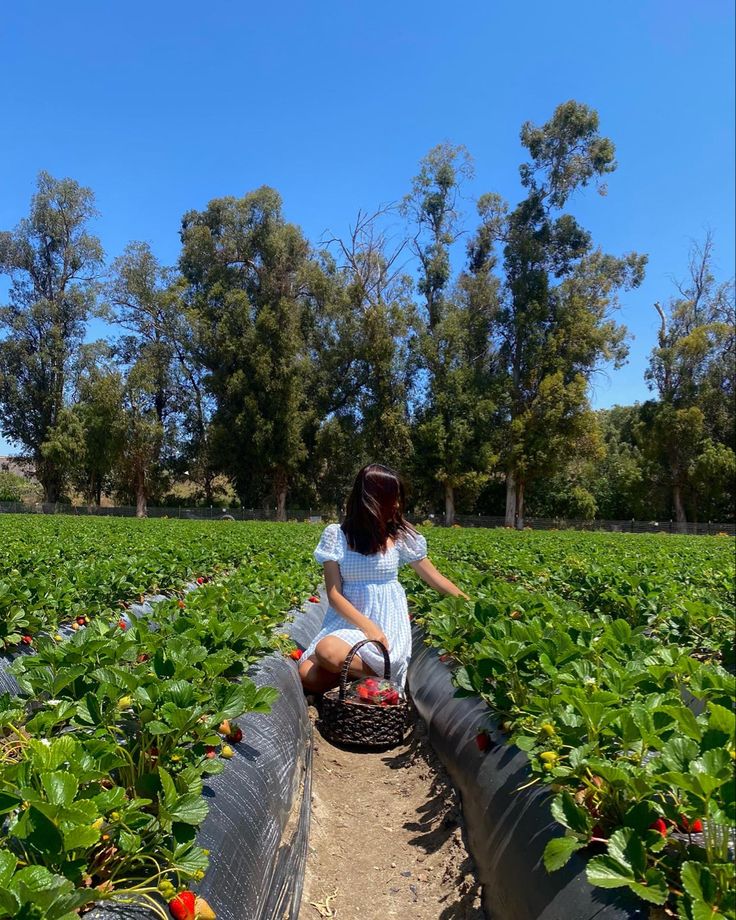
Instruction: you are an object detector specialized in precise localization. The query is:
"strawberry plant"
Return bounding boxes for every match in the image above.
[407,527,735,918]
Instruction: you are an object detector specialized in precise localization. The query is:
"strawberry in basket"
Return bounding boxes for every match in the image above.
[353,677,401,706]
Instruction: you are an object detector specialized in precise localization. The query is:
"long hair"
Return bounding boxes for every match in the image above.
[342,464,414,555]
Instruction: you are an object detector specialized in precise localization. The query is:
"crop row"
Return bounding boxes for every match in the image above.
[407,531,735,920]
[0,519,321,919]
[417,528,735,663]
[0,516,320,650]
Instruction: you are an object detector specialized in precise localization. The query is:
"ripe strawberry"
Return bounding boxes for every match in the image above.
[168,891,196,920]
[289,649,303,660]
[678,815,703,833]
[475,730,490,752]
[76,616,86,626]
[118,619,128,630]
[196,577,205,585]
[21,635,32,646]
[228,726,243,743]
[178,600,186,609]
[649,818,668,837]
[308,595,320,603]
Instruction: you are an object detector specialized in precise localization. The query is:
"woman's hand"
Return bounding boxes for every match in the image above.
[361,620,390,651]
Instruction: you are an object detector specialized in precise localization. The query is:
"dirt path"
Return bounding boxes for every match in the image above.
[299,707,485,920]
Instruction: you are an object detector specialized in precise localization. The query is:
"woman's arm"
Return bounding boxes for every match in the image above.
[409,557,470,600]
[322,561,390,649]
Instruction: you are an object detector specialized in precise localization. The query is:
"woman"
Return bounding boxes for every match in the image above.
[299,463,468,693]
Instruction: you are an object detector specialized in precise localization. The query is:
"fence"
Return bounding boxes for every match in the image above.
[0,500,733,535]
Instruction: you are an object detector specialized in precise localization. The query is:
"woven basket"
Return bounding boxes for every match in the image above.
[319,639,410,748]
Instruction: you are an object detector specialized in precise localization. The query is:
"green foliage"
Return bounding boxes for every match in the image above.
[0,472,32,503]
[0,172,103,502]
[409,527,735,916]
[0,517,321,915]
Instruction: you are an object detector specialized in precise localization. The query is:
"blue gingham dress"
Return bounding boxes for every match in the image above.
[303,524,428,690]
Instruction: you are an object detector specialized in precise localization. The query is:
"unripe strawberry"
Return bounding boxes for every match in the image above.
[221,744,234,759]
[178,599,186,609]
[195,897,216,920]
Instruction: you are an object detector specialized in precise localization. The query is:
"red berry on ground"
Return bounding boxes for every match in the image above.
[229,726,243,744]
[475,731,490,752]
[168,890,196,920]
[308,595,320,603]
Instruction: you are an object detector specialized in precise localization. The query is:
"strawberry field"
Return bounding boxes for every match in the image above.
[0,518,733,920]
[407,529,736,920]
[0,516,320,920]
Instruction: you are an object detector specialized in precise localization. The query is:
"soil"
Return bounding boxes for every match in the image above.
[299,706,485,920]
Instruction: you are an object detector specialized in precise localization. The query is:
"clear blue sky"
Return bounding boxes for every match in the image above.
[1,0,734,454]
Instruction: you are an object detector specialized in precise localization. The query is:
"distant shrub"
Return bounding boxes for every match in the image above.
[0,472,28,502]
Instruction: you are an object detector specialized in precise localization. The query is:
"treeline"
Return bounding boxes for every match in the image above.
[0,101,733,526]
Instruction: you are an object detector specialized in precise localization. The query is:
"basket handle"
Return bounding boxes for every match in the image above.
[338,639,391,700]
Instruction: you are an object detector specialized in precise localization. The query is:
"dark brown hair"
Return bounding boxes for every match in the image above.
[342,464,414,555]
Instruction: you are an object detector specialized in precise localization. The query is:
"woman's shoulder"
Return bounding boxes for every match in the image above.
[314,522,345,563]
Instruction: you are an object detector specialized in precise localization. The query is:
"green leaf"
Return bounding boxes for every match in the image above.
[608,828,646,877]
[168,793,209,825]
[41,772,78,808]
[543,835,584,871]
[550,791,591,834]
[0,851,17,887]
[63,824,100,851]
[627,868,669,905]
[0,792,22,815]
[707,703,735,736]
[586,854,635,888]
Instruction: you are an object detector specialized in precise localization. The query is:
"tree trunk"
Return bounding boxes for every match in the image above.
[203,469,214,505]
[274,469,288,522]
[276,487,287,522]
[673,482,687,534]
[444,482,455,527]
[38,461,61,504]
[505,469,516,527]
[516,479,525,530]
[135,468,147,518]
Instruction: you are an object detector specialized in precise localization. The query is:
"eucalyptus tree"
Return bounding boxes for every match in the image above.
[481,101,646,527]
[645,234,735,527]
[324,206,415,471]
[403,143,498,524]
[180,186,313,519]
[0,172,103,501]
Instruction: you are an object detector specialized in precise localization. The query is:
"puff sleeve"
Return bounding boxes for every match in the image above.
[314,523,345,565]
[397,530,428,565]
